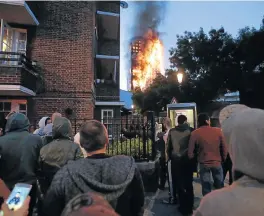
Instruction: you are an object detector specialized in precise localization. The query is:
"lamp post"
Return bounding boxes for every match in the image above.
[176,70,184,84]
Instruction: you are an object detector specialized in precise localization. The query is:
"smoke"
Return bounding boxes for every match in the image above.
[131,1,167,39]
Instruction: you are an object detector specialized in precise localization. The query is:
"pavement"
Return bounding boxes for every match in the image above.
[144,172,230,216]
[144,176,203,216]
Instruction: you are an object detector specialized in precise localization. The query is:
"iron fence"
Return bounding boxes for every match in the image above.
[31,115,156,161]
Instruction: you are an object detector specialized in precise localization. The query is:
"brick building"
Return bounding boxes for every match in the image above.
[0,1,126,127]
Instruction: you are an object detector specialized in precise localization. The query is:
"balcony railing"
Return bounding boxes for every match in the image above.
[96,95,120,102]
[0,51,41,93]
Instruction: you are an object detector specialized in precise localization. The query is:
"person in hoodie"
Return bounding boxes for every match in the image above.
[194,108,264,216]
[0,113,42,215]
[39,117,83,191]
[42,120,145,216]
[33,117,51,136]
[61,192,119,216]
[166,115,194,215]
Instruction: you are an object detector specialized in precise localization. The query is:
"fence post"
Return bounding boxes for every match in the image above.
[74,118,77,135]
[147,111,155,160]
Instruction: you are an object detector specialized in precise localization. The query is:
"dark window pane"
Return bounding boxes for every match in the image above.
[19,104,26,111]
[0,103,3,111]
[3,102,11,111]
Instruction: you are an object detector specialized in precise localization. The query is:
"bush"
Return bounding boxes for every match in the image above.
[107,138,153,160]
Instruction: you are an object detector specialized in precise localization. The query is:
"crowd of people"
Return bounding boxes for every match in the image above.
[0,104,264,216]
[156,104,264,216]
[0,112,144,216]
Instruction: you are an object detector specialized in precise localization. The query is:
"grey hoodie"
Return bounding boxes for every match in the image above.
[195,108,264,216]
[42,155,144,216]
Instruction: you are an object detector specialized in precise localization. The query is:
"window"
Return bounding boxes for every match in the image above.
[19,104,27,115]
[101,109,113,137]
[0,102,11,115]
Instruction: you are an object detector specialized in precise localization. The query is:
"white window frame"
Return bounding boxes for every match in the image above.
[101,109,114,138]
[0,101,11,113]
[18,103,27,116]
[0,100,27,115]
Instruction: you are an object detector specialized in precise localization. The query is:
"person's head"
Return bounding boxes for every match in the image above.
[198,113,210,127]
[5,113,29,133]
[163,117,172,130]
[52,117,72,139]
[177,115,187,125]
[45,118,51,126]
[222,108,264,182]
[52,112,62,123]
[61,193,119,216]
[79,120,108,154]
[29,125,35,133]
[15,192,21,198]
[38,117,49,129]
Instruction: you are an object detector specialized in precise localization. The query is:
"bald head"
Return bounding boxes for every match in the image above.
[52,112,62,122]
[80,120,108,152]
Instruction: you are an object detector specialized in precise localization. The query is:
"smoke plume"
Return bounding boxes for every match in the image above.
[131,1,167,39]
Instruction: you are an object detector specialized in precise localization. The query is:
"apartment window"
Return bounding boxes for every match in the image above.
[0,23,27,57]
[19,104,27,116]
[101,109,113,137]
[0,102,11,114]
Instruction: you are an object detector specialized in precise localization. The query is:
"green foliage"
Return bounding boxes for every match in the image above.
[133,16,264,111]
[107,138,152,160]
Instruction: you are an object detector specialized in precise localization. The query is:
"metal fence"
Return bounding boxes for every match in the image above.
[31,115,156,162]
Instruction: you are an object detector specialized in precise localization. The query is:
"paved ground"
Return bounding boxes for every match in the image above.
[144,177,203,216]
[144,172,230,216]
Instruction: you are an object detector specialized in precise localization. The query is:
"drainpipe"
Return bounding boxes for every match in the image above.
[0,19,4,51]
[113,60,117,83]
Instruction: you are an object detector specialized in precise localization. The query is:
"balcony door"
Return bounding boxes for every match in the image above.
[0,20,27,64]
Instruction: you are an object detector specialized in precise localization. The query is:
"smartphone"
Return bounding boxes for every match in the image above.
[6,183,32,211]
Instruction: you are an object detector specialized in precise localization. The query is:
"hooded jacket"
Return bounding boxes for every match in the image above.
[0,113,42,189]
[39,117,83,183]
[34,117,49,136]
[42,155,145,216]
[194,108,264,216]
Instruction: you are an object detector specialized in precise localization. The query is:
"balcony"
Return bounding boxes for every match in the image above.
[0,1,39,26]
[0,52,41,96]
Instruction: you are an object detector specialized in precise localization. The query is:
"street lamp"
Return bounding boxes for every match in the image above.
[177,72,183,84]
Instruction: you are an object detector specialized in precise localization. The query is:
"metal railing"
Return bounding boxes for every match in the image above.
[0,51,40,91]
[31,116,156,162]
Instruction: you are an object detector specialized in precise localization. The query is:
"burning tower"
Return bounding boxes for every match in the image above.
[130,30,164,91]
[129,2,166,91]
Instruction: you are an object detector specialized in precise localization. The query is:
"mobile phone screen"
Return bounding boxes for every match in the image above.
[6,183,32,211]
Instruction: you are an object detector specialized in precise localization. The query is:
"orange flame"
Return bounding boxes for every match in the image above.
[132,30,164,91]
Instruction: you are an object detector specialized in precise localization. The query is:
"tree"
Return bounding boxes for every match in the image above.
[169,16,264,108]
[169,27,236,107]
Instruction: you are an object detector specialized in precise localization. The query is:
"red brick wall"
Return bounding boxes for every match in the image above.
[28,1,95,119]
[0,70,21,84]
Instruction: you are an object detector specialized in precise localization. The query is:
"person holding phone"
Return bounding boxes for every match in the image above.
[1,196,30,216]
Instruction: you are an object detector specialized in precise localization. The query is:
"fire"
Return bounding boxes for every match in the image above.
[132,29,164,91]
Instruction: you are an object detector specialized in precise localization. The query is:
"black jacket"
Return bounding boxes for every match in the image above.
[42,154,145,216]
[0,113,42,189]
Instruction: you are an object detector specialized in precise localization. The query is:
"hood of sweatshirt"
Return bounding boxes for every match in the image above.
[222,108,264,182]
[52,117,72,139]
[5,113,29,133]
[65,155,136,202]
